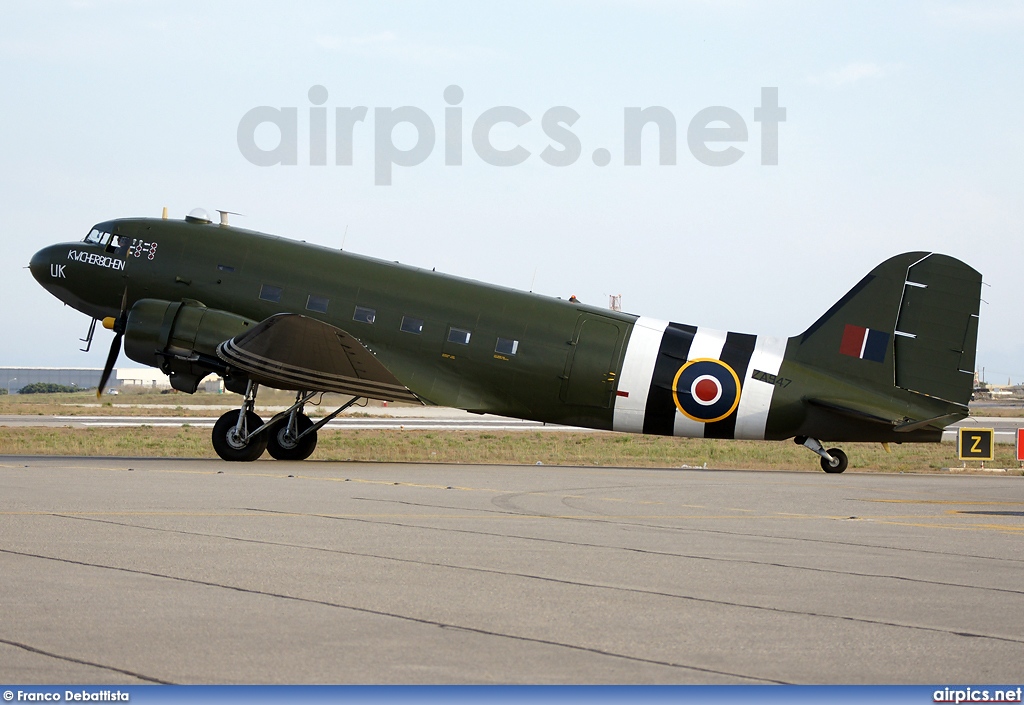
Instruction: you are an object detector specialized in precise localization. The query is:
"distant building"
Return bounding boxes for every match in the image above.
[1,367,103,393]
[1,367,222,393]
[116,367,172,389]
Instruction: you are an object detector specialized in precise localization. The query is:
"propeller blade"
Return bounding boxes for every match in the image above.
[97,331,122,398]
[97,284,129,398]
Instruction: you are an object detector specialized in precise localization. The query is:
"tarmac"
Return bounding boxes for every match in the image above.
[1,456,1022,684]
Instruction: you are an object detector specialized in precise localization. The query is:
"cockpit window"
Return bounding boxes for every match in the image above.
[106,234,128,254]
[84,228,111,246]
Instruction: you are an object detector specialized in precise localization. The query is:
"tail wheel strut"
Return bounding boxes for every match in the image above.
[795,436,849,474]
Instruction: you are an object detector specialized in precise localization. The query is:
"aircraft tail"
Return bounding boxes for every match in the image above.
[792,252,981,408]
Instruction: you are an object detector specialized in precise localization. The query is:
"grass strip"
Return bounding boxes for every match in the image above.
[0,427,1020,473]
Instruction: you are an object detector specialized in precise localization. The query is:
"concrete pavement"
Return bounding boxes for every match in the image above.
[1,456,1022,684]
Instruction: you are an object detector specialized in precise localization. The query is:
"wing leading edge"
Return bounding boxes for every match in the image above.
[217,313,422,403]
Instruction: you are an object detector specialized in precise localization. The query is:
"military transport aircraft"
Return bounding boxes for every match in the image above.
[29,208,982,472]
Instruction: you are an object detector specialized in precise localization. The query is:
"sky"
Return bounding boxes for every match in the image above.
[2,1,1022,383]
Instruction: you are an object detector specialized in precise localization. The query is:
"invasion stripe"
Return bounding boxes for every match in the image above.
[642,323,697,436]
[734,336,787,440]
[613,317,669,433]
[672,327,728,439]
[703,331,758,439]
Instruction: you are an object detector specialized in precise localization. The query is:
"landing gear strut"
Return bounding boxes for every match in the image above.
[267,392,319,461]
[212,382,267,462]
[794,436,849,474]
[211,383,364,462]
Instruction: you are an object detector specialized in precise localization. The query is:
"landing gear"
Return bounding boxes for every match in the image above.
[795,436,849,474]
[211,383,364,462]
[267,412,317,461]
[212,408,268,462]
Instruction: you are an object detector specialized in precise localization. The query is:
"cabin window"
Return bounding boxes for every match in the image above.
[307,295,329,313]
[495,337,519,355]
[401,316,424,334]
[447,327,472,345]
[353,306,376,324]
[259,284,283,303]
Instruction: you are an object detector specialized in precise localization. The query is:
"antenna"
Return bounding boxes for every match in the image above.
[216,210,242,227]
[341,224,349,250]
[529,266,538,293]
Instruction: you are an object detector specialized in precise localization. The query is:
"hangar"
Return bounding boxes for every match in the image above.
[0,367,222,393]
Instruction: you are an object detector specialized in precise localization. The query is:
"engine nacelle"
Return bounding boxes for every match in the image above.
[123,298,255,393]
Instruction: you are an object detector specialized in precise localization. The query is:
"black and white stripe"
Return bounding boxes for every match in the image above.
[613,317,787,440]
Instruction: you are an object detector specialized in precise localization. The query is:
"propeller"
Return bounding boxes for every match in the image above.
[97,286,129,398]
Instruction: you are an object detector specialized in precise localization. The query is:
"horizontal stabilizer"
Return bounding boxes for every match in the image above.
[893,412,965,433]
[806,397,896,426]
[806,398,966,434]
[217,313,422,403]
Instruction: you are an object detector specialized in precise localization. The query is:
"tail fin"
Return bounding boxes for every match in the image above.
[793,252,981,407]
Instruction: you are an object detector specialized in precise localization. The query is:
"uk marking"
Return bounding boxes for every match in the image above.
[672,358,741,424]
[50,264,66,278]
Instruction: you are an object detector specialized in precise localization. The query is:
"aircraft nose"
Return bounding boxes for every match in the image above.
[30,244,51,282]
[29,243,69,284]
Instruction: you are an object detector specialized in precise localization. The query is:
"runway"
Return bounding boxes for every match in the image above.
[1,456,1022,684]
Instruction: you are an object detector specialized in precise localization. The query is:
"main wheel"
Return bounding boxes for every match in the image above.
[212,409,268,462]
[821,448,848,473]
[266,413,318,461]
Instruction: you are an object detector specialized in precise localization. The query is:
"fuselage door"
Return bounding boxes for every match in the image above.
[560,314,624,408]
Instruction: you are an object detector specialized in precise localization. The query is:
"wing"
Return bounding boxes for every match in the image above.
[216,313,422,403]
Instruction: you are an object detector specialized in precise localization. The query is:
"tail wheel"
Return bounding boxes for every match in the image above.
[821,448,849,473]
[212,409,267,462]
[267,413,318,461]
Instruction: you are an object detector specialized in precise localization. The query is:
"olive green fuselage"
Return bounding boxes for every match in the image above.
[31,217,976,445]
[34,218,634,429]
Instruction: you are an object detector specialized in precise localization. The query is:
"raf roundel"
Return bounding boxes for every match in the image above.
[671,358,742,423]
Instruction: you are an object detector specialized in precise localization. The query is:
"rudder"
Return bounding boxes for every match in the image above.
[892,253,981,405]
